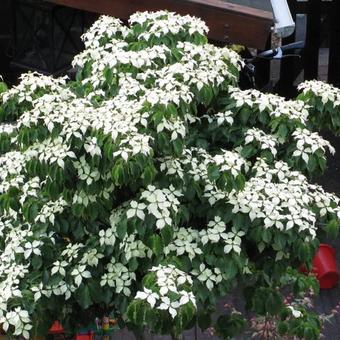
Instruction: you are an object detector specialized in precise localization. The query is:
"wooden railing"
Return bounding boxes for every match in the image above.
[45,0,273,49]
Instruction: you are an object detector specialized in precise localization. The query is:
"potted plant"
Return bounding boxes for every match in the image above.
[0,11,340,340]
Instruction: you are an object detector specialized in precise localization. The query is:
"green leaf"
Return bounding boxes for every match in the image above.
[298,243,311,262]
[325,219,339,239]
[127,299,150,326]
[174,302,196,335]
[277,321,288,335]
[88,281,102,304]
[214,313,246,339]
[112,162,124,186]
[152,111,164,125]
[77,285,92,309]
[167,103,178,116]
[304,327,318,340]
[117,219,127,239]
[240,145,255,158]
[197,310,212,331]
[148,235,163,257]
[223,258,238,280]
[148,309,172,335]
[262,229,272,243]
[274,233,286,250]
[161,225,173,245]
[143,165,157,186]
[0,81,8,94]
[173,138,183,156]
[207,165,220,182]
[32,256,42,270]
[265,290,283,315]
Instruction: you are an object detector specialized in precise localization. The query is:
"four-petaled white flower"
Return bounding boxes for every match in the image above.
[71,265,92,286]
[127,201,146,220]
[23,240,42,259]
[135,288,159,308]
[51,260,68,276]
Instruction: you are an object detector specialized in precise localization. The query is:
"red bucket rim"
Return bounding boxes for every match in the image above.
[319,243,336,255]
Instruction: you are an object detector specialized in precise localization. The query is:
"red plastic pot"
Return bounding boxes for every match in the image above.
[49,320,64,334]
[74,331,94,340]
[312,244,340,289]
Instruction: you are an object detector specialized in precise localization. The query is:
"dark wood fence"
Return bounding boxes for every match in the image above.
[277,0,340,97]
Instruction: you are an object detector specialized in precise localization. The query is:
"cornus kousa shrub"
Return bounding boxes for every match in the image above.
[1,11,340,340]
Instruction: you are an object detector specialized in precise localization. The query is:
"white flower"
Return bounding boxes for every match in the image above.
[51,260,68,276]
[157,296,180,318]
[100,260,135,296]
[23,240,42,259]
[223,227,245,255]
[135,288,159,308]
[84,136,102,157]
[126,201,146,220]
[287,306,303,318]
[80,249,104,267]
[99,228,116,246]
[71,265,91,286]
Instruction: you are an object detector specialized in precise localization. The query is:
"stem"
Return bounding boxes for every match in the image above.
[170,330,182,340]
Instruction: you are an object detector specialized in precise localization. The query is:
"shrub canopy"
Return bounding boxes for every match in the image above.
[1,11,340,340]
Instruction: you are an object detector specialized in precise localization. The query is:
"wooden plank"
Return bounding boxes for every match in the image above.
[226,0,272,12]
[44,0,273,48]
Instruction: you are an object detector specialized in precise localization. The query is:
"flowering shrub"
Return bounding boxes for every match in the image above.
[0,11,340,340]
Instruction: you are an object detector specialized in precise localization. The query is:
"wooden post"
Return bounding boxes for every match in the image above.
[304,0,321,80]
[328,0,340,86]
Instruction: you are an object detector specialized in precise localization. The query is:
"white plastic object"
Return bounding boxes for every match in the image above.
[270,0,296,38]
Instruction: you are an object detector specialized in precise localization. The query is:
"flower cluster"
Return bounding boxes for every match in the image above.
[191,263,223,290]
[230,159,340,238]
[129,10,209,40]
[228,86,309,125]
[244,128,278,156]
[200,217,244,254]
[35,197,67,225]
[0,72,67,105]
[298,80,340,106]
[126,185,182,230]
[81,15,129,48]
[203,110,234,126]
[291,128,335,163]
[164,228,202,260]
[100,259,136,296]
[134,265,196,318]
[25,137,76,169]
[73,156,100,185]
